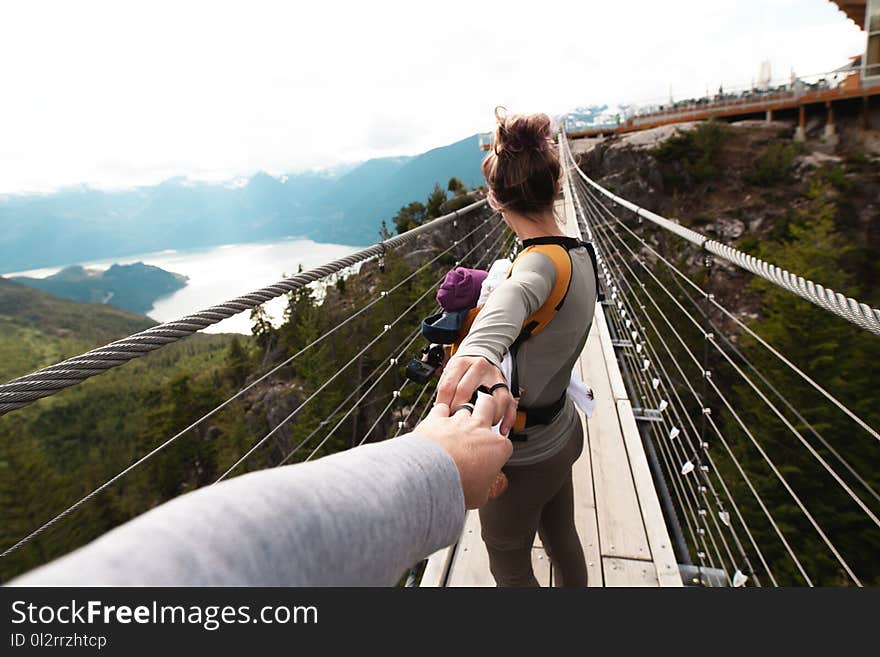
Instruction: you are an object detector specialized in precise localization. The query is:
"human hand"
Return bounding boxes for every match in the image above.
[436,355,518,435]
[413,393,513,509]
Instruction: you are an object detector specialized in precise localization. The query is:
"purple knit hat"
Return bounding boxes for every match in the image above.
[437,267,488,311]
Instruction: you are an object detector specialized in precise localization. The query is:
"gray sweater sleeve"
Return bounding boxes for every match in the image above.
[453,251,555,368]
[10,435,465,587]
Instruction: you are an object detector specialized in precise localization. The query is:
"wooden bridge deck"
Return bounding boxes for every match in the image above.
[420,174,682,588]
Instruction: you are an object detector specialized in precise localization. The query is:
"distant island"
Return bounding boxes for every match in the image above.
[10,262,188,315]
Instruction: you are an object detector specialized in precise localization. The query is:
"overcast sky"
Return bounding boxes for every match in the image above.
[0,0,865,194]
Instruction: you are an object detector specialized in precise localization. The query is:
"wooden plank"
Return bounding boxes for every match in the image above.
[446,511,494,587]
[420,546,454,587]
[572,405,604,586]
[445,511,552,587]
[616,399,684,587]
[602,557,660,587]
[583,317,652,562]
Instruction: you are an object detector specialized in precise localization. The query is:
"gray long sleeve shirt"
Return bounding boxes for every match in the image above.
[454,247,596,466]
[10,435,465,587]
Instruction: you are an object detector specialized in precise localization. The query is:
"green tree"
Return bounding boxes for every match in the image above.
[447,177,466,195]
[745,142,800,187]
[225,335,250,387]
[0,433,66,578]
[653,121,730,191]
[379,219,393,240]
[250,305,275,351]
[392,201,426,235]
[425,183,447,219]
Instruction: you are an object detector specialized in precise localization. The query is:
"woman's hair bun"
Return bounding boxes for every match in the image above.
[493,107,553,156]
[481,107,561,216]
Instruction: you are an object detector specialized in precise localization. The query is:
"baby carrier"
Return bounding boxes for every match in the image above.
[452,236,601,440]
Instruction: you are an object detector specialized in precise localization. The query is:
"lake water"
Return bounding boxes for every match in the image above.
[7,239,362,334]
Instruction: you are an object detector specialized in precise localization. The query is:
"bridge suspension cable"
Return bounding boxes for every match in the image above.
[223,222,516,482]
[570,166,809,584]
[574,175,880,445]
[571,159,880,510]
[581,181,865,585]
[566,164,776,585]
[563,136,877,585]
[571,151,880,337]
[577,176,880,535]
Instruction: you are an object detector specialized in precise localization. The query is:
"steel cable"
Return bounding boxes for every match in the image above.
[583,181,880,536]
[579,180,743,579]
[565,161,786,584]
[581,183,859,585]
[562,135,880,336]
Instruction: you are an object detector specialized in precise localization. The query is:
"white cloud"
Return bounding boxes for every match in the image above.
[0,0,864,193]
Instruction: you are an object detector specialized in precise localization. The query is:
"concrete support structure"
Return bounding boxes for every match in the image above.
[765,109,773,122]
[824,101,839,145]
[795,105,806,142]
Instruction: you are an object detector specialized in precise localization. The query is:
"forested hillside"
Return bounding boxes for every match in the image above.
[0,279,242,579]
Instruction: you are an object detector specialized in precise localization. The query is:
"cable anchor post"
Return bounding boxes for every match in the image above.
[378,243,386,273]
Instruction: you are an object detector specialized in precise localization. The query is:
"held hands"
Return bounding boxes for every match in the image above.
[436,355,518,436]
[413,394,512,509]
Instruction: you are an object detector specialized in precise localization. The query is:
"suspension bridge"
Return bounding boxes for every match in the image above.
[1,131,878,587]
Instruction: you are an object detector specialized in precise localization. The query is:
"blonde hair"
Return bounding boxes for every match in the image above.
[481,107,560,216]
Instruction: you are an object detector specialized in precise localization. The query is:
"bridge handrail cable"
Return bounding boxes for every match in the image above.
[218,221,510,480]
[564,154,757,583]
[579,176,880,527]
[562,135,880,445]
[563,141,880,337]
[574,174,812,584]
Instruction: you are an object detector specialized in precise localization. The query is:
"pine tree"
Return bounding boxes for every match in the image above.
[426,183,447,219]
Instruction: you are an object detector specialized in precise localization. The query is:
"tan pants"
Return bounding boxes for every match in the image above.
[478,422,587,587]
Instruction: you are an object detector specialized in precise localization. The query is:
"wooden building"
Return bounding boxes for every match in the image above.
[832,1,879,84]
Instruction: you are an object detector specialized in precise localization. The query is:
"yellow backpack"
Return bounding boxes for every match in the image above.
[451,236,600,438]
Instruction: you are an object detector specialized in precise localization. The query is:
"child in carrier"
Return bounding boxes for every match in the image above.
[420,262,595,424]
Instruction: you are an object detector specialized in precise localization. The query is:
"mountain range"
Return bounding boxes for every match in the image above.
[0,134,486,274]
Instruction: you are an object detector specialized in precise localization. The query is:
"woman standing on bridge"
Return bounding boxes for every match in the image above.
[437,108,597,587]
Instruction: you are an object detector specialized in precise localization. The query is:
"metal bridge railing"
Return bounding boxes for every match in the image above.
[564,141,880,337]
[561,133,880,586]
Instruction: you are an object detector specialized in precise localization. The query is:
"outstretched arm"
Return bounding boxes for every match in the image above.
[11,397,511,587]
